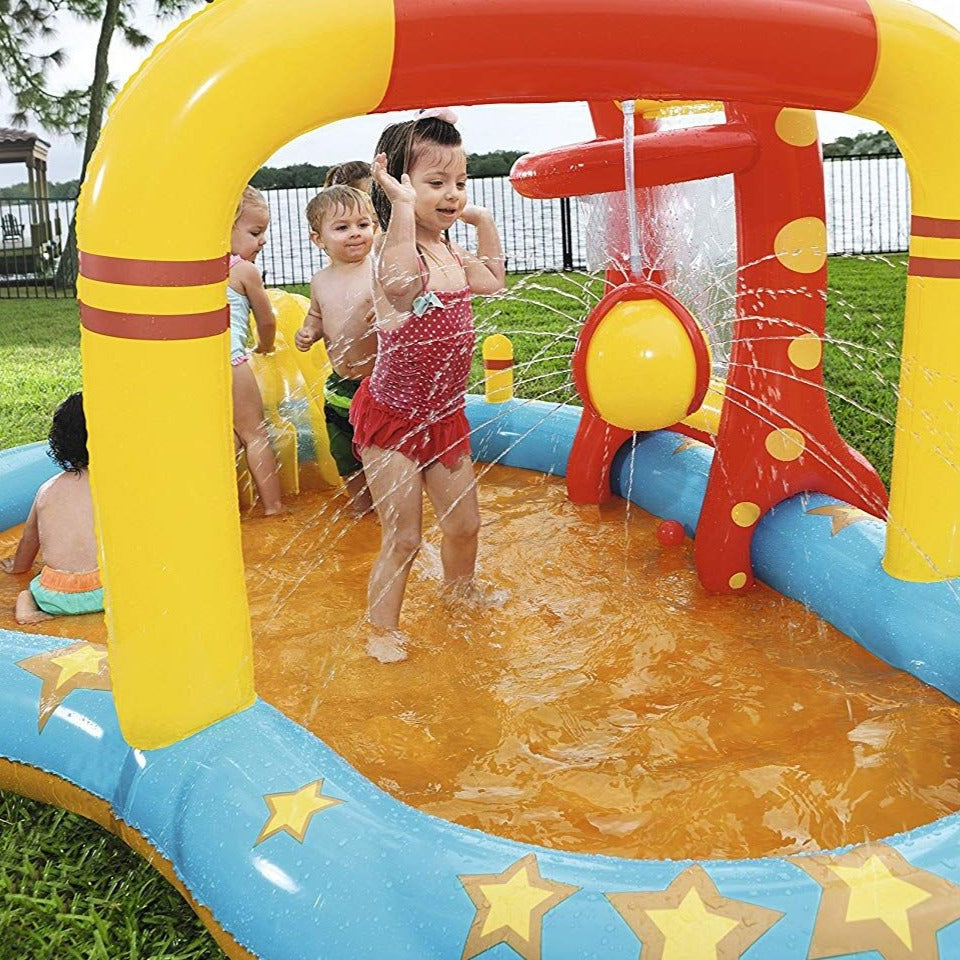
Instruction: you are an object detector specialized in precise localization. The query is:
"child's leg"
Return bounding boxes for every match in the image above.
[232,363,284,515]
[15,589,53,625]
[344,470,374,517]
[325,405,371,516]
[423,456,481,589]
[361,445,424,630]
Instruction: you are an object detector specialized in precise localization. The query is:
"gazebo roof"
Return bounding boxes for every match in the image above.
[0,128,50,166]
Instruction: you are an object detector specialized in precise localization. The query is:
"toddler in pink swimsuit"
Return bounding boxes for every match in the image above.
[351,109,506,663]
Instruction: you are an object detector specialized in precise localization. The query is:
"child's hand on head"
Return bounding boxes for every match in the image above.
[371,153,416,205]
[294,326,316,352]
[459,204,492,227]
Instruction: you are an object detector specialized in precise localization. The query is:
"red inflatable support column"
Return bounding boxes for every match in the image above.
[693,104,888,594]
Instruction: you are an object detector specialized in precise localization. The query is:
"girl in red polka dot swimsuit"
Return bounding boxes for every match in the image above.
[350,110,506,663]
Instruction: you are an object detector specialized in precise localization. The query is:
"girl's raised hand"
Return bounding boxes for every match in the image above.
[371,153,416,205]
[459,204,493,227]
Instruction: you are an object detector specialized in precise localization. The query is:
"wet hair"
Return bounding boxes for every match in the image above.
[323,160,372,190]
[234,184,268,223]
[370,116,462,229]
[47,392,88,473]
[305,186,377,236]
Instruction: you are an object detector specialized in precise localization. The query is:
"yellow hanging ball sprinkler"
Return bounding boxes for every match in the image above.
[582,288,710,432]
[568,282,711,502]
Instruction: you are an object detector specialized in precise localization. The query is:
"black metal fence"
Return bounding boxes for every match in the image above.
[0,196,73,298]
[824,154,910,256]
[0,155,911,299]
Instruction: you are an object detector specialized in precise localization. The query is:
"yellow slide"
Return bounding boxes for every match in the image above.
[238,289,341,507]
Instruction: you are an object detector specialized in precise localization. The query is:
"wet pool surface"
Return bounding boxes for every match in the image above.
[4,463,960,860]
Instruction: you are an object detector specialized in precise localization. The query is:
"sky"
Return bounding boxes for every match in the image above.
[1,0,957,188]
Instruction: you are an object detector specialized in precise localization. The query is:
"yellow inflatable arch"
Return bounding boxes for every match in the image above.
[77,0,960,749]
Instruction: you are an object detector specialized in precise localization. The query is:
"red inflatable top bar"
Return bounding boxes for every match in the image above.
[378,0,878,114]
[510,126,760,199]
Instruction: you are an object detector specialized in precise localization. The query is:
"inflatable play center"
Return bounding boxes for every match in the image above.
[5,0,960,956]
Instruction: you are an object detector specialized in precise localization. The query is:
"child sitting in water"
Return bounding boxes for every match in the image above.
[295,185,379,515]
[1,393,103,624]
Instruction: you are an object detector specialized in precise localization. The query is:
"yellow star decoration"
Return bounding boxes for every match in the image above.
[806,503,875,536]
[791,842,960,960]
[255,779,342,846]
[50,645,107,688]
[607,865,782,960]
[459,853,579,960]
[17,641,111,731]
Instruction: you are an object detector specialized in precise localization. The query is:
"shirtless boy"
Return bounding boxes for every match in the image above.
[1,393,103,624]
[295,185,378,515]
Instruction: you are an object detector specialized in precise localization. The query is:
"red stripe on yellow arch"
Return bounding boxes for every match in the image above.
[911,217,960,240]
[908,258,960,279]
[378,0,878,114]
[79,252,229,287]
[483,359,514,370]
[80,304,229,340]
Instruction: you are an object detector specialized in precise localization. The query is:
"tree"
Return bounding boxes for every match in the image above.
[823,130,899,158]
[0,178,78,199]
[251,163,330,190]
[466,150,526,176]
[0,0,202,286]
[249,151,529,189]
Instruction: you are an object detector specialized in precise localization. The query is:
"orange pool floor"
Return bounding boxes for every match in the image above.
[4,463,960,860]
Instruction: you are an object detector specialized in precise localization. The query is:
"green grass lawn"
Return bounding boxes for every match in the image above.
[0,256,906,957]
[0,257,907,474]
[0,298,84,450]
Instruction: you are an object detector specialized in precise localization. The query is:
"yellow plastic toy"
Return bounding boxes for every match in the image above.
[482,333,514,403]
[238,290,341,507]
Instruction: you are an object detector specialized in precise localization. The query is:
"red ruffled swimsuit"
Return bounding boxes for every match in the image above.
[350,248,475,469]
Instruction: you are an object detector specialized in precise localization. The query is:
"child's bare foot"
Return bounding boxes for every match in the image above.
[366,627,409,663]
[443,578,509,610]
[262,504,291,518]
[15,590,53,625]
[347,500,375,519]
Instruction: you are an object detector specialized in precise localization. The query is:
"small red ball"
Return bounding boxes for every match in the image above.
[656,519,685,546]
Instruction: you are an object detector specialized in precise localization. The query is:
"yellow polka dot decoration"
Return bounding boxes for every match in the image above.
[774,109,818,148]
[774,218,827,274]
[765,428,807,462]
[788,334,823,370]
[731,502,762,528]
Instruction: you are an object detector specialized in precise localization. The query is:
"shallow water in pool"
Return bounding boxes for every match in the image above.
[5,463,960,860]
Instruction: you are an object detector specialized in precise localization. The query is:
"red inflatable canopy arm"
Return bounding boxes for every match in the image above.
[510,125,760,199]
